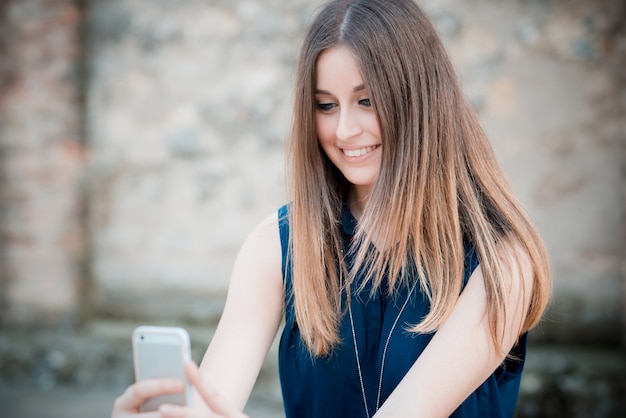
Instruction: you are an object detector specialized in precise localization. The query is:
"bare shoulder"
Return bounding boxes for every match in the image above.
[243,211,280,252]
[495,235,533,283]
[231,210,282,287]
[253,210,280,235]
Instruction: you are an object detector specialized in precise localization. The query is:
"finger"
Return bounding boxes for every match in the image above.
[184,362,243,417]
[112,379,185,414]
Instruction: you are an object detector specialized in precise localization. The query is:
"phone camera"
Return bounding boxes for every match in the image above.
[140,335,145,341]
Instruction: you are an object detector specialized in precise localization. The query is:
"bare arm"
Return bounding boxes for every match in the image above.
[375,244,533,418]
[196,211,284,411]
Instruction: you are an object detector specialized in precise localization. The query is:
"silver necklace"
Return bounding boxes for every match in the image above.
[348,280,419,418]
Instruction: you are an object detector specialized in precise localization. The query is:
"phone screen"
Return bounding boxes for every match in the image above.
[133,326,191,411]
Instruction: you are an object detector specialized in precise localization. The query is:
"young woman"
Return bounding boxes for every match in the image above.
[112,0,551,417]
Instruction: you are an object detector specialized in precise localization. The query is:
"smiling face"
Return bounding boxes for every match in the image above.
[315,45,383,204]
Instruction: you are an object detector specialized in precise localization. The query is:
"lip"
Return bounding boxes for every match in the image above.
[339,144,381,161]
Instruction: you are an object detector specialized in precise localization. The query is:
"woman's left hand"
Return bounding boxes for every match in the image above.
[158,362,249,418]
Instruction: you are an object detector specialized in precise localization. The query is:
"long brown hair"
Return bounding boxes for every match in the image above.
[286,0,551,357]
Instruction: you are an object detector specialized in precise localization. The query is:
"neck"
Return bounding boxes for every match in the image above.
[348,186,371,221]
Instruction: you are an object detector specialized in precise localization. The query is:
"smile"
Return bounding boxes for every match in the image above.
[342,145,380,157]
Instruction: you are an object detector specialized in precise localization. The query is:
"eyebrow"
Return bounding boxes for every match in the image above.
[314,84,366,95]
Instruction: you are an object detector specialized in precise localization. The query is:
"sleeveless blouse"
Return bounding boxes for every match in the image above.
[277,204,527,418]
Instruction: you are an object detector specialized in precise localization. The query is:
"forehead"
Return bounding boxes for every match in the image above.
[315,45,364,89]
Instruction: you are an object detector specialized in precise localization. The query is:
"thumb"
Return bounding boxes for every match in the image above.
[184,362,248,418]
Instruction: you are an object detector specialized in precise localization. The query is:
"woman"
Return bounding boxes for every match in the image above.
[112,0,551,417]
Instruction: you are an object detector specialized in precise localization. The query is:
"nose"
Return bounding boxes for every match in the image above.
[336,107,363,141]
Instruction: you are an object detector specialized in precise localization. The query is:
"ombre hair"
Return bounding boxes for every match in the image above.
[286,0,551,357]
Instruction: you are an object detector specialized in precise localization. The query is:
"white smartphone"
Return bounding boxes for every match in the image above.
[132,325,193,411]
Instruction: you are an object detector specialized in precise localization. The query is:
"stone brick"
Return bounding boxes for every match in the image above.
[0,0,86,327]
[0,0,623,346]
[85,0,299,321]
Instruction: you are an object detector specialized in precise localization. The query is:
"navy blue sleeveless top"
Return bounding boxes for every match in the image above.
[277,204,527,417]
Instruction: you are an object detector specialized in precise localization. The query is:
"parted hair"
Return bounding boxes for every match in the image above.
[286,0,552,357]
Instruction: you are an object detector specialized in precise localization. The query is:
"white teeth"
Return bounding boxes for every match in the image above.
[343,146,377,157]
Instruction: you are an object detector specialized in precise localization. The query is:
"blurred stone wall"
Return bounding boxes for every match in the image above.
[428,0,625,345]
[0,0,86,327]
[0,0,624,348]
[85,0,306,321]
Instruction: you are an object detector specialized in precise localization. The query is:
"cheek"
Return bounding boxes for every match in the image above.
[315,115,335,146]
[364,113,382,139]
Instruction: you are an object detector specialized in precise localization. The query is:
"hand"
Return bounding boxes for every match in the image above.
[158,361,249,418]
[112,378,186,418]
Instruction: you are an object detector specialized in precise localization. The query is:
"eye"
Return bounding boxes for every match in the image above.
[359,98,372,107]
[316,102,337,112]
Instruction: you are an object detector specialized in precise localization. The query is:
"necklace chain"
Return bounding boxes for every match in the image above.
[348,280,418,418]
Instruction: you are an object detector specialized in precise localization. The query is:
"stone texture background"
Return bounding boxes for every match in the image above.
[0,0,624,417]
[81,0,625,343]
[0,0,86,328]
